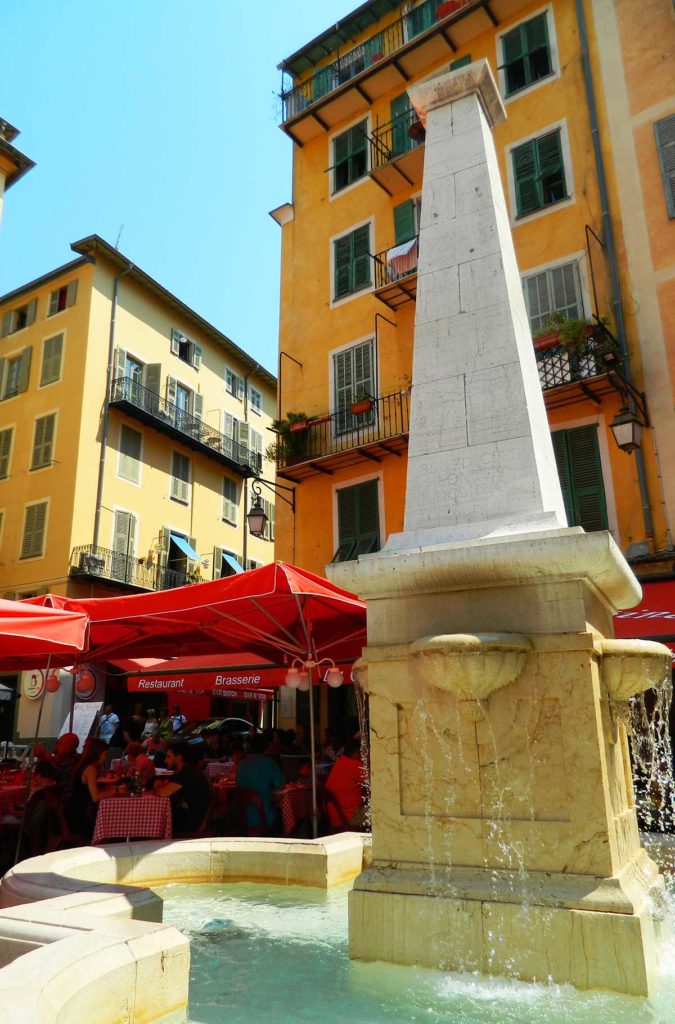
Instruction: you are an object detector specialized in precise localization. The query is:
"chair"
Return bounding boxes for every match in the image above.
[4,788,49,860]
[319,789,350,835]
[43,788,86,852]
[173,792,219,840]
[230,786,270,838]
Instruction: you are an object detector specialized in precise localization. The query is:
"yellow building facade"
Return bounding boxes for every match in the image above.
[0,118,34,229]
[272,0,675,593]
[0,235,277,606]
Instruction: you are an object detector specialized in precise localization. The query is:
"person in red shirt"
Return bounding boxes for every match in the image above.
[325,739,367,829]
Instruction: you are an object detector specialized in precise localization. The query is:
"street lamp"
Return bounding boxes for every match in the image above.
[610,406,643,454]
[246,477,296,537]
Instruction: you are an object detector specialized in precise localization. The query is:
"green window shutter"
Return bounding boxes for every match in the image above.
[567,425,608,532]
[40,333,64,386]
[48,290,59,316]
[113,347,127,381]
[1,312,11,337]
[450,55,471,71]
[353,341,374,398]
[525,12,549,56]
[334,235,353,299]
[193,393,204,420]
[166,376,177,406]
[0,428,13,478]
[65,280,78,308]
[336,479,380,561]
[408,1,434,39]
[143,363,161,395]
[655,114,675,218]
[390,92,411,157]
[119,424,142,482]
[31,414,55,470]
[113,510,136,557]
[513,139,539,216]
[337,485,359,561]
[170,329,182,356]
[393,200,415,244]
[21,501,47,559]
[352,224,371,291]
[551,430,573,525]
[213,547,223,579]
[192,344,202,370]
[19,348,32,393]
[222,477,238,523]
[26,298,37,326]
[313,65,333,101]
[334,348,354,413]
[536,130,565,204]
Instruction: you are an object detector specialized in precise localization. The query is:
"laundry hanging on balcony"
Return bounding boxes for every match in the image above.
[170,534,202,562]
[386,237,418,277]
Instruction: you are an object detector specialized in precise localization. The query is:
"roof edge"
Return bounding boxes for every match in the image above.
[0,257,87,307]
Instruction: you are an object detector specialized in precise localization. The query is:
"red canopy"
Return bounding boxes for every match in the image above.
[0,598,89,670]
[614,579,675,657]
[26,562,366,668]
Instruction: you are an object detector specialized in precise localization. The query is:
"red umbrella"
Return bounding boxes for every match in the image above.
[0,598,89,669]
[26,562,366,666]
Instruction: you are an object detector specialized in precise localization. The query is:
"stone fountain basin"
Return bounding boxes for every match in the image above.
[410,632,532,700]
[600,638,673,702]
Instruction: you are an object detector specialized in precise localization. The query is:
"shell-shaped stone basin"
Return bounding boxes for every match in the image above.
[410,633,532,700]
[601,638,672,702]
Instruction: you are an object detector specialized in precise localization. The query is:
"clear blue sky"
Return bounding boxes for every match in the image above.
[0,0,351,377]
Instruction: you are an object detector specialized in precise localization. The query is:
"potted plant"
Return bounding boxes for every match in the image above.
[438,0,461,19]
[408,119,426,143]
[267,413,310,465]
[350,390,375,415]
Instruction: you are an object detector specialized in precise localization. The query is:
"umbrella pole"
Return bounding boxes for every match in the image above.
[14,660,50,866]
[308,667,318,840]
[68,670,76,732]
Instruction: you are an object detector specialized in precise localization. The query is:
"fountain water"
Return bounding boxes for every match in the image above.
[328,60,672,996]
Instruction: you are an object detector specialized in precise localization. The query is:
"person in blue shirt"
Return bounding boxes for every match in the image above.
[236,734,283,831]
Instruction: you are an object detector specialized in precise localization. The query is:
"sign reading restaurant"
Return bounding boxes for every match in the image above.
[126,666,289,693]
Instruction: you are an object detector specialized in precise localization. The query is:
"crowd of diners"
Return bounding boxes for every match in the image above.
[0,703,369,859]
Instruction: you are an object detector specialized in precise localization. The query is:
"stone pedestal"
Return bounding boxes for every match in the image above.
[327,61,669,996]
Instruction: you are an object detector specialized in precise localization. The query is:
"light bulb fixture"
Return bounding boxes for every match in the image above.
[610,406,643,454]
[297,670,311,692]
[246,482,268,538]
[284,666,301,689]
[324,666,344,688]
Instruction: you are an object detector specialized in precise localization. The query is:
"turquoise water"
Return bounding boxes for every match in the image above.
[159,881,675,1024]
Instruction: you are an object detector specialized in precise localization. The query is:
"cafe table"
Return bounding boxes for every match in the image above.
[205,760,235,783]
[273,783,313,837]
[92,794,172,845]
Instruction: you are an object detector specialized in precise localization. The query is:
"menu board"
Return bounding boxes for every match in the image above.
[59,701,103,752]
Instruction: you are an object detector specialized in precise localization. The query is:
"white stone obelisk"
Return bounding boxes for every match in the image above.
[329,61,668,997]
[387,61,567,550]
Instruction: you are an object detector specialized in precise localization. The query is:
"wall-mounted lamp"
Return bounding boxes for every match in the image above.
[610,407,643,454]
[246,477,296,538]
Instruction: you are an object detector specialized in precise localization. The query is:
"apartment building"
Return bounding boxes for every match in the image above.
[271,0,675,628]
[0,118,34,228]
[0,235,277,607]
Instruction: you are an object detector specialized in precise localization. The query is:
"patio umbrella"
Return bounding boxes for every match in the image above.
[26,563,367,836]
[0,598,89,670]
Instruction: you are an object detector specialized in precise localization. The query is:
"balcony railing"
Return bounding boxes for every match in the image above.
[534,323,623,391]
[110,376,261,474]
[281,0,480,122]
[70,545,193,591]
[371,107,426,172]
[276,390,410,474]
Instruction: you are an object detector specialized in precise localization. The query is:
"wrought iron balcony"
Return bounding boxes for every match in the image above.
[279,0,497,144]
[369,107,426,194]
[70,545,194,592]
[373,236,419,308]
[109,376,261,475]
[535,323,624,408]
[276,390,410,482]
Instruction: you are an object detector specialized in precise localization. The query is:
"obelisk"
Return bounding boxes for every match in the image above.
[328,61,667,996]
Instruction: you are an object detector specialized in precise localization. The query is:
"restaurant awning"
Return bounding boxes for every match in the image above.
[0,598,89,670]
[614,579,675,656]
[114,653,355,692]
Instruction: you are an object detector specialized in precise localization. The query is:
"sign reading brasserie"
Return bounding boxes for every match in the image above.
[126,667,288,693]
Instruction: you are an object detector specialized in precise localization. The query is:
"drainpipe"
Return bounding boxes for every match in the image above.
[241,363,260,570]
[575,0,654,542]
[92,262,134,550]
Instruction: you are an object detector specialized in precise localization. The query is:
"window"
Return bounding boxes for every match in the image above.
[450,54,471,71]
[0,428,13,479]
[20,500,48,559]
[166,378,203,429]
[655,114,675,219]
[0,348,31,400]
[393,196,422,245]
[512,129,566,217]
[333,479,380,562]
[48,280,78,316]
[31,414,56,471]
[170,329,202,369]
[40,333,64,386]
[225,368,245,400]
[119,424,142,483]
[246,559,263,571]
[523,261,583,334]
[249,386,262,415]
[552,425,608,532]
[332,120,368,193]
[334,340,375,432]
[406,1,435,40]
[501,12,552,98]
[334,224,371,300]
[170,451,191,503]
[111,510,137,581]
[249,427,264,473]
[1,298,37,336]
[213,547,243,579]
[223,411,240,458]
[112,348,161,403]
[222,476,239,524]
[390,93,414,159]
[262,499,275,542]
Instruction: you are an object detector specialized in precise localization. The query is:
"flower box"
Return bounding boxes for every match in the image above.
[351,399,375,415]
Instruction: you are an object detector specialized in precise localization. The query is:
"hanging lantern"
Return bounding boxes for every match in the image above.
[45,671,61,693]
[325,666,344,688]
[296,670,310,692]
[284,667,301,689]
[75,668,96,700]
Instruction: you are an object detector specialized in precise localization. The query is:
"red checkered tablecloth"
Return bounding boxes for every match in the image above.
[92,795,172,846]
[274,784,313,837]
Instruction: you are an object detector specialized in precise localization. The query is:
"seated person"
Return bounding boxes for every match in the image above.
[65,738,117,841]
[236,734,283,831]
[51,733,80,800]
[154,742,211,833]
[325,739,367,829]
[143,731,167,767]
